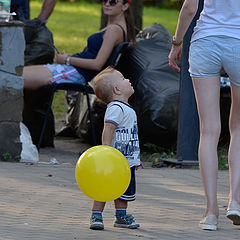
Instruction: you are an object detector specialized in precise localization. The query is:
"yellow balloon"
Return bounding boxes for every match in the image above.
[75,145,131,202]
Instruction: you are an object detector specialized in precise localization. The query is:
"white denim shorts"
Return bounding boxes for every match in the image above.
[189,36,240,86]
[44,64,86,85]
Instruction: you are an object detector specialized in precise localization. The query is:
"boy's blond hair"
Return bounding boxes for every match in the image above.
[93,66,116,104]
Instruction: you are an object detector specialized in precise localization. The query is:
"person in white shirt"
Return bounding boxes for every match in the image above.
[168,0,240,231]
[89,66,143,230]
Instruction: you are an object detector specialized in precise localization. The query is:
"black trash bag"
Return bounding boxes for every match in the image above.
[117,23,180,148]
[24,18,55,66]
[22,18,55,148]
[69,23,180,148]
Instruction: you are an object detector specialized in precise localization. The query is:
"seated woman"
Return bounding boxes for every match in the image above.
[23,0,136,91]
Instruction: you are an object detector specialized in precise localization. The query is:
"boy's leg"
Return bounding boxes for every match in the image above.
[114,166,140,229]
[92,200,106,212]
[114,199,139,229]
[114,198,128,217]
[90,201,106,230]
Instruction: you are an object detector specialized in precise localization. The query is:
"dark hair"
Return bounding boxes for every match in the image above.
[123,0,136,46]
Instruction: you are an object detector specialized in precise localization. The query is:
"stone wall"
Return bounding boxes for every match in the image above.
[0,21,25,161]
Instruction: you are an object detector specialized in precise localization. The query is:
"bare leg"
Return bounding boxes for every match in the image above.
[114,199,127,210]
[91,200,106,212]
[228,83,240,204]
[90,200,106,230]
[23,65,53,90]
[192,76,221,217]
[114,199,139,228]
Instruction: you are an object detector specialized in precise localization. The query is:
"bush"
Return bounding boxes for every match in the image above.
[58,0,184,9]
[144,0,183,9]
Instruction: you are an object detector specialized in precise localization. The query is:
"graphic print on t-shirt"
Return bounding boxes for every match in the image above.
[114,122,140,161]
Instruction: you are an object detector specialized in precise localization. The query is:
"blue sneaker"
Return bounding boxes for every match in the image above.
[90,215,104,230]
[114,214,140,229]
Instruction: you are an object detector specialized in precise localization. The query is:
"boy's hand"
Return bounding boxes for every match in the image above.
[136,161,144,170]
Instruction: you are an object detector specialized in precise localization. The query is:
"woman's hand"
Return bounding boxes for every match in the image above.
[55,52,70,64]
[168,45,182,72]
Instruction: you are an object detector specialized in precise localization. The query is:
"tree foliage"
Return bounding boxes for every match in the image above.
[145,0,183,8]
[63,0,183,10]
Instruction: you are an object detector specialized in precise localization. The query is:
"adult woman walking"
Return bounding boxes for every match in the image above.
[169,0,240,231]
[23,0,135,90]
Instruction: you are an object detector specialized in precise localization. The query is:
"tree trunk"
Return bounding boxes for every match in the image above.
[100,0,143,31]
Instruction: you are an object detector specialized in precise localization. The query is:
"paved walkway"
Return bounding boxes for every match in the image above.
[0,138,239,240]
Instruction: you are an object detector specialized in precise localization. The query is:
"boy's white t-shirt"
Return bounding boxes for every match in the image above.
[104,100,140,168]
[191,0,240,42]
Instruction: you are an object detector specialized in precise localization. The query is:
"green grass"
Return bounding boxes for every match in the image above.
[30,1,102,53]
[140,145,229,170]
[30,1,179,53]
[143,7,179,34]
[30,0,179,118]
[218,146,229,170]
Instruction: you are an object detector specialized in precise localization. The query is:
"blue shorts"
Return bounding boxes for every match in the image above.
[119,167,136,201]
[189,36,240,86]
[44,64,86,85]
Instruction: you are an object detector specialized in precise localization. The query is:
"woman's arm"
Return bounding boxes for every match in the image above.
[102,122,117,146]
[168,0,199,72]
[56,25,124,71]
[38,0,57,20]
[174,0,199,44]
